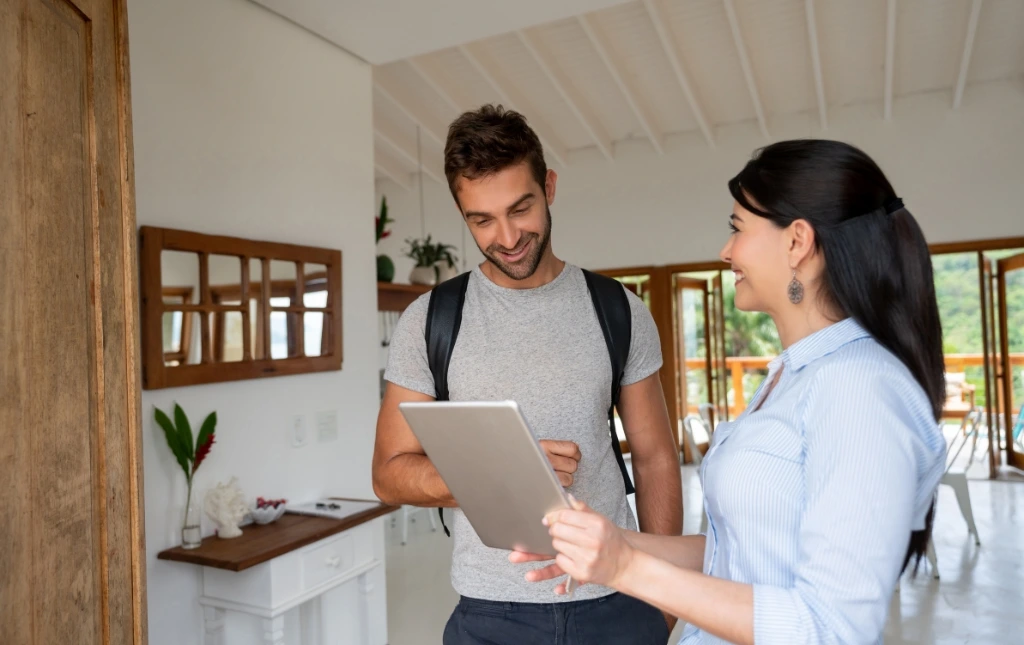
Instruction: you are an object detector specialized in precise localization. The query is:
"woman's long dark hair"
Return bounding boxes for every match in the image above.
[728,139,944,574]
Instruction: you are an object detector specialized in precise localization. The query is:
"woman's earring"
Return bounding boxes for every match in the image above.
[787,271,804,304]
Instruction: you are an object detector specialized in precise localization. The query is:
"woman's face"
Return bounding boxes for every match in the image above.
[718,200,793,314]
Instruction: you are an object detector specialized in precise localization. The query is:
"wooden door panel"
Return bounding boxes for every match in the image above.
[997,253,1024,471]
[0,0,145,643]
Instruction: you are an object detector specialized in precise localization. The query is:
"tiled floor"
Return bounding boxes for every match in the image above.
[385,460,1024,644]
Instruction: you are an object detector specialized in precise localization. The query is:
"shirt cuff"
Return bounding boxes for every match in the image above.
[620,360,664,387]
[383,374,436,398]
[753,585,803,645]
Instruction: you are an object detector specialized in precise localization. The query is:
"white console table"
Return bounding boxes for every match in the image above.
[159,499,395,645]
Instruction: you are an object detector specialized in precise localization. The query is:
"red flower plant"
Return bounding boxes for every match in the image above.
[375,196,393,244]
[193,432,216,475]
[155,404,217,527]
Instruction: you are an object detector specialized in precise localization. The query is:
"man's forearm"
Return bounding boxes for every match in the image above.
[373,454,458,507]
[632,454,683,536]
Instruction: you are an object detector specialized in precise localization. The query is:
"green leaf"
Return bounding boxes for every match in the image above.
[155,407,191,479]
[195,411,217,459]
[174,403,194,462]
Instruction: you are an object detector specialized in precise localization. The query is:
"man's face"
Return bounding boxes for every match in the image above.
[456,162,556,282]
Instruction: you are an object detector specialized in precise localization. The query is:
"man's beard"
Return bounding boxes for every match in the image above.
[479,208,552,282]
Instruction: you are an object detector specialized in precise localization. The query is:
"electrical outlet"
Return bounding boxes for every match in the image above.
[316,410,338,443]
[290,414,308,447]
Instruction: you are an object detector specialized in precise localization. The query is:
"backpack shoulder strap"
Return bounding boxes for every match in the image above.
[425,272,471,402]
[423,271,470,537]
[582,270,631,405]
[581,269,635,496]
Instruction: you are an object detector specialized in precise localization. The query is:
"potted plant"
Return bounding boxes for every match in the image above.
[375,196,395,283]
[155,403,217,549]
[404,235,459,285]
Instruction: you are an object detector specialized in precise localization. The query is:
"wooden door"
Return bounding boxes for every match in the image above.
[673,276,712,462]
[708,273,729,425]
[0,0,146,643]
[979,253,1001,479]
[996,252,1024,471]
[674,277,713,421]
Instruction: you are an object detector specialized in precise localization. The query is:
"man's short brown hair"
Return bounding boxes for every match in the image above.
[444,104,547,205]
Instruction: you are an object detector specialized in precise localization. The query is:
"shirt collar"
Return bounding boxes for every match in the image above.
[777,318,872,373]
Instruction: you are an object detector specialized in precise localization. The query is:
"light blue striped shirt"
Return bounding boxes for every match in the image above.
[680,319,945,645]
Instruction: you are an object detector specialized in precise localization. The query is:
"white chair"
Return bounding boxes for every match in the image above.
[391,505,438,545]
[922,408,983,581]
[947,405,985,471]
[698,403,716,434]
[680,414,709,467]
[681,414,712,534]
[941,409,982,546]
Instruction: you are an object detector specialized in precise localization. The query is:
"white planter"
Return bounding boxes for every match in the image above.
[409,265,437,286]
[436,263,458,283]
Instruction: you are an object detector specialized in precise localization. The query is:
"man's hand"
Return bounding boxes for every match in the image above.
[539,440,581,487]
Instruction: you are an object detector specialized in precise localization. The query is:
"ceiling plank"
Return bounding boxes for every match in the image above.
[406,57,466,115]
[516,28,615,161]
[373,71,448,147]
[643,0,715,147]
[804,0,827,130]
[374,113,445,184]
[953,0,984,109]
[457,43,570,167]
[884,0,896,120]
[577,14,665,155]
[374,149,412,191]
[722,0,768,138]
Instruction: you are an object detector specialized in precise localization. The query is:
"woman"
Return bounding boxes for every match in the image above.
[513,139,947,644]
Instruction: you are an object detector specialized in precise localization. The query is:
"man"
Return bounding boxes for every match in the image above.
[372,105,682,644]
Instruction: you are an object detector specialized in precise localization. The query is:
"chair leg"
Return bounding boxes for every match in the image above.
[926,538,939,579]
[949,475,981,545]
[966,428,980,468]
[683,427,702,468]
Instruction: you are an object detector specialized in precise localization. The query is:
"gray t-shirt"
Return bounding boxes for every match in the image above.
[384,263,663,603]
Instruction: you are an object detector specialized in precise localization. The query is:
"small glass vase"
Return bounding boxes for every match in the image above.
[181,490,202,550]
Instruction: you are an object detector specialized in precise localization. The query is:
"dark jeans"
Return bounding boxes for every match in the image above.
[443,592,670,645]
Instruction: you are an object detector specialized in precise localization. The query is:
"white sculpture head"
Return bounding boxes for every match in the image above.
[204,477,248,539]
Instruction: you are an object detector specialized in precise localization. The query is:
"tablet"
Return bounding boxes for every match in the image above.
[398,400,570,556]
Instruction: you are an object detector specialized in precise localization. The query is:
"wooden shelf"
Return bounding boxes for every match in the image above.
[378,281,431,312]
[157,499,396,572]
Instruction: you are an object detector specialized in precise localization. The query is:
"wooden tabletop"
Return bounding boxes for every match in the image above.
[157,499,397,572]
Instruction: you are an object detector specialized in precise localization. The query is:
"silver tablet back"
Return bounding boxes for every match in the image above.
[397,400,569,555]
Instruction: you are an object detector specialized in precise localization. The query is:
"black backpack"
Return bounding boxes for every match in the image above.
[424,268,635,536]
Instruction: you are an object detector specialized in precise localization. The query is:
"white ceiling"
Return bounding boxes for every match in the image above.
[249,0,632,64]
[255,0,1024,189]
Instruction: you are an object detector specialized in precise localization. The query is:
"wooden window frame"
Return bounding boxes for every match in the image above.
[209,273,330,362]
[161,286,194,365]
[139,226,342,389]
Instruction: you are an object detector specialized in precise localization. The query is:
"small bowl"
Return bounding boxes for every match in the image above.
[250,504,287,525]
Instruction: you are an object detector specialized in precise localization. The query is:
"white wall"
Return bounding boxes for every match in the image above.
[377,80,1024,273]
[129,0,377,643]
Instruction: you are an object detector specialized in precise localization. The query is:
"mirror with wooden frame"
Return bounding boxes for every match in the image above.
[140,226,342,389]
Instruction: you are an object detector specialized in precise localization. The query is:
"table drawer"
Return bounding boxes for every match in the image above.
[302,533,355,590]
